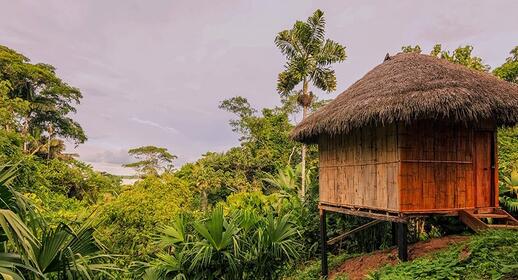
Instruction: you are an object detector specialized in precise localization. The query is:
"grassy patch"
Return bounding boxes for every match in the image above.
[366,230,518,280]
[283,252,353,280]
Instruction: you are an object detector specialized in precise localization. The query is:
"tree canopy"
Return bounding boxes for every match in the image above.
[123,145,177,176]
[401,44,489,71]
[275,10,347,97]
[0,45,86,146]
[493,46,518,83]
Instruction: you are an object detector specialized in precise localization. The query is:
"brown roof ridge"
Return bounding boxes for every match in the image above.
[291,53,518,143]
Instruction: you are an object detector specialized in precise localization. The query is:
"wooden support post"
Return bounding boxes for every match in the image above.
[397,222,408,261]
[391,222,398,246]
[320,209,328,278]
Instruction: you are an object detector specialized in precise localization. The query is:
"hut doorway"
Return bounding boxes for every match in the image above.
[473,130,496,208]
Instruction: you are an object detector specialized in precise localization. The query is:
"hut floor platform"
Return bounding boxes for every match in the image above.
[320,203,518,232]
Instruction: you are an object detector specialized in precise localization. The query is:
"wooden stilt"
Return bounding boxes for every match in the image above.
[320,209,328,278]
[391,222,398,246]
[397,222,408,261]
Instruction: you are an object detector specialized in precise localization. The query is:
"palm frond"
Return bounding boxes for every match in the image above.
[263,214,301,260]
[292,21,314,54]
[35,221,120,278]
[274,30,297,59]
[262,165,298,193]
[316,39,347,66]
[277,70,302,94]
[191,206,240,275]
[143,252,188,280]
[0,252,42,280]
[0,210,40,270]
[0,163,42,231]
[286,56,312,78]
[159,216,188,247]
[307,9,325,43]
[500,196,518,213]
[0,164,18,189]
[312,67,337,92]
[36,223,71,271]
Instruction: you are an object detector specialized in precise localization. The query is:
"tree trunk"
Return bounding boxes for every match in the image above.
[300,79,309,200]
[201,190,208,211]
[22,119,29,153]
[47,124,53,159]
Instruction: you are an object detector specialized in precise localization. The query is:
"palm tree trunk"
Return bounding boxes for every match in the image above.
[300,79,309,199]
[201,190,208,211]
[22,119,29,153]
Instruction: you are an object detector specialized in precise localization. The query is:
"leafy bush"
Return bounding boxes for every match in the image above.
[498,127,518,176]
[143,202,303,279]
[26,189,91,226]
[35,158,121,202]
[98,173,195,259]
[0,162,119,279]
[499,174,518,214]
[224,190,300,217]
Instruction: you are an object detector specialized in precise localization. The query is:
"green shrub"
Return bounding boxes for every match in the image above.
[283,252,351,280]
[98,173,195,259]
[35,158,121,202]
[498,127,518,176]
[143,204,303,280]
[27,189,91,226]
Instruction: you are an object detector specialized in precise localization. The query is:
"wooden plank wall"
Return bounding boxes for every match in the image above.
[319,124,400,211]
[398,121,476,212]
[474,131,494,208]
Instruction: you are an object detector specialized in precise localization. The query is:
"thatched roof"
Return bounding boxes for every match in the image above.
[291,52,518,143]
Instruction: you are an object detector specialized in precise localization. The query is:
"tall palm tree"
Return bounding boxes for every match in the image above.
[275,9,346,198]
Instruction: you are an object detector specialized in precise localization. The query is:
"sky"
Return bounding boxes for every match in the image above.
[0,0,517,175]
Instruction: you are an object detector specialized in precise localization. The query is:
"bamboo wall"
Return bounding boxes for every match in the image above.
[318,121,497,214]
[398,121,497,212]
[319,124,400,211]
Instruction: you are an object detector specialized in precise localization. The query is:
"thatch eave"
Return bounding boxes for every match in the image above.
[291,53,518,144]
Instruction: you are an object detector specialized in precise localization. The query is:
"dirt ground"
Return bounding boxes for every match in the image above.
[330,235,469,280]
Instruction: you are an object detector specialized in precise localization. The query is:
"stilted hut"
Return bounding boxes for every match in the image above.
[291,53,518,276]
